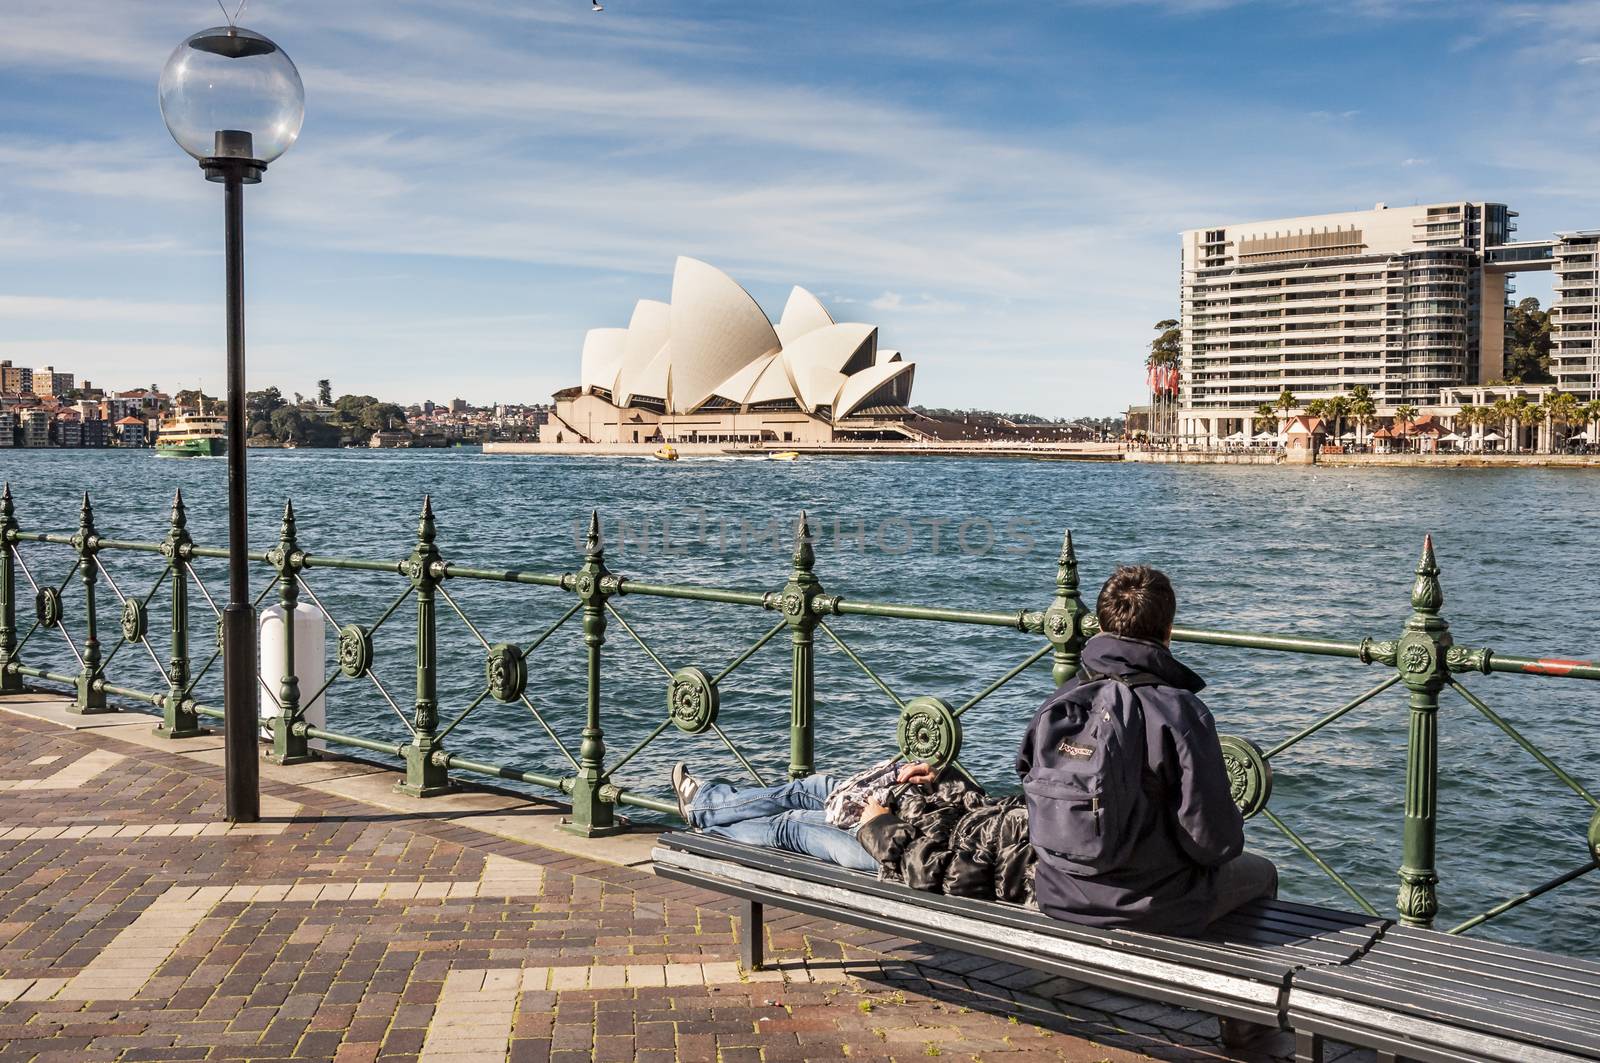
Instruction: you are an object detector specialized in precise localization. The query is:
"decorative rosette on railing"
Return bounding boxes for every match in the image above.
[896,696,961,767]
[1218,735,1271,820]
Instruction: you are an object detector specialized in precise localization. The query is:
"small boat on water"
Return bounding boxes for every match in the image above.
[155,407,227,458]
[767,450,800,462]
[654,444,679,461]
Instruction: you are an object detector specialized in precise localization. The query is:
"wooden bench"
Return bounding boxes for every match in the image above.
[652,832,1386,1034]
[1290,924,1600,1062]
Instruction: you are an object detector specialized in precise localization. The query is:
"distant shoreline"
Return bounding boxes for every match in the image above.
[482,441,1124,461]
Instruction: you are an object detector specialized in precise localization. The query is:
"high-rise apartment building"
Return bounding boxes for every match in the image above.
[1177,202,1593,442]
[1552,231,1600,398]
[33,366,74,398]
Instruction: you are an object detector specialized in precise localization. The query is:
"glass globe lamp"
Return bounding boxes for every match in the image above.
[159,25,304,180]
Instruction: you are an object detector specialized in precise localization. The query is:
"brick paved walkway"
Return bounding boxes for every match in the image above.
[0,695,1364,1062]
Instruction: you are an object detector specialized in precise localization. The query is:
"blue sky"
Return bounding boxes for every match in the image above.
[2,0,1597,416]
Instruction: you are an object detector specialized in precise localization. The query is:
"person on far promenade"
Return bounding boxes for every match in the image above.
[1018,564,1277,934]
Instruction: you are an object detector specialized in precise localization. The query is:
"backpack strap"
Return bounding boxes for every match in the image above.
[1078,668,1167,690]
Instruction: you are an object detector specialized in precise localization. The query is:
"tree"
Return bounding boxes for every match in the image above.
[1349,386,1376,445]
[1583,400,1600,446]
[1253,402,1277,434]
[317,379,332,406]
[1324,395,1350,441]
[247,387,286,425]
[1505,298,1554,383]
[1543,391,1581,450]
[1305,399,1327,422]
[1146,319,1180,368]
[1454,404,1479,444]
[1395,404,1418,449]
[1274,389,1297,418]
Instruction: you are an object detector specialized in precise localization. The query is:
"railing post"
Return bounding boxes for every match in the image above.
[563,511,622,836]
[1043,529,1091,686]
[782,512,821,780]
[267,501,314,764]
[0,484,22,695]
[398,496,451,797]
[1395,534,1450,927]
[69,492,108,714]
[157,490,202,738]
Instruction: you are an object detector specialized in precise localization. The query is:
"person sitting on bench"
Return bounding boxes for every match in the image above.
[1018,564,1278,934]
[670,758,1035,904]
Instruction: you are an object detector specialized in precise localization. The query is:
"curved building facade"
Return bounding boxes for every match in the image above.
[552,258,916,445]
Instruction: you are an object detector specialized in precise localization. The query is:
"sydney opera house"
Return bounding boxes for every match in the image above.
[551,257,917,445]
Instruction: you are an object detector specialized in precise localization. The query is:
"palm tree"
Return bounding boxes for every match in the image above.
[1583,400,1600,449]
[1305,398,1327,421]
[1545,392,1581,451]
[1253,402,1277,436]
[1491,397,1513,450]
[1395,404,1418,452]
[1325,395,1350,442]
[1455,405,1480,450]
[1349,386,1376,446]
[1274,388,1297,421]
[1507,395,1533,453]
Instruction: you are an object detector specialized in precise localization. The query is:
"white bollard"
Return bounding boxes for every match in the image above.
[259,602,326,749]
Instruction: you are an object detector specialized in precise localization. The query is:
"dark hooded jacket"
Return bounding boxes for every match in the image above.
[1016,633,1243,934]
[856,776,1034,905]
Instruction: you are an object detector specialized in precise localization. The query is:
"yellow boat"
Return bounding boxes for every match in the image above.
[654,444,679,461]
[768,450,800,461]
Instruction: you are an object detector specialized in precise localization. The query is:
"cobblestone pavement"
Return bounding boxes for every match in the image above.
[0,699,1370,1062]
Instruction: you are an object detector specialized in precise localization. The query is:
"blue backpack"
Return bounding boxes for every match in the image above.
[1022,669,1159,875]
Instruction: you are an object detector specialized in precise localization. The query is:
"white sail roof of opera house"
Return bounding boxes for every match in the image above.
[578,257,915,420]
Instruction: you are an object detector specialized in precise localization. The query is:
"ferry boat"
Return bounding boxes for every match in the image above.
[155,408,227,458]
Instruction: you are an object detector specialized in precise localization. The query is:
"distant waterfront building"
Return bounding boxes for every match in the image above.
[0,412,14,447]
[20,409,50,447]
[33,366,73,398]
[0,361,32,396]
[555,257,917,445]
[115,415,148,447]
[1177,202,1599,443]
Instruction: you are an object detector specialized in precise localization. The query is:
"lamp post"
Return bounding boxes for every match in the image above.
[160,22,304,823]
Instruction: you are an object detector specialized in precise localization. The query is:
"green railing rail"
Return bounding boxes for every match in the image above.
[2,481,1598,937]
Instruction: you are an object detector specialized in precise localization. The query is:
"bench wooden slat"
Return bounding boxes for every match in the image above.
[667,833,1377,963]
[655,844,1291,1025]
[662,832,1376,978]
[1299,964,1600,1038]
[656,832,1387,1032]
[1290,988,1591,1063]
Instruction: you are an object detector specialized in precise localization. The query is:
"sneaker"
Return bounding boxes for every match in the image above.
[671,761,700,824]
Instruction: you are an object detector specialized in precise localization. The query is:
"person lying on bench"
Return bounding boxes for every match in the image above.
[670,757,1034,903]
[1018,564,1278,934]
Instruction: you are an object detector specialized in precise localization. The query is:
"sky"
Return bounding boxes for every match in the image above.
[2,0,1598,417]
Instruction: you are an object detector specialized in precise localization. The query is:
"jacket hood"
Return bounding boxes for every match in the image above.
[1080,633,1205,693]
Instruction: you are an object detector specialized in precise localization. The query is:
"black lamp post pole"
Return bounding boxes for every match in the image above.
[206,133,262,824]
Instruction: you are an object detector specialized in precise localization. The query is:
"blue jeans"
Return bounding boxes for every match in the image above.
[688,774,878,873]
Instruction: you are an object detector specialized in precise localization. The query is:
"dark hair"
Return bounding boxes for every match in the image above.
[1096,565,1176,643]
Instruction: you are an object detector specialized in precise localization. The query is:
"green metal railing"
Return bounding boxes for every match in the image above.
[2,481,1598,938]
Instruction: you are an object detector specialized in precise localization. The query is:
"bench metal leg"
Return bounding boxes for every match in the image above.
[739,898,764,972]
[1294,1030,1325,1063]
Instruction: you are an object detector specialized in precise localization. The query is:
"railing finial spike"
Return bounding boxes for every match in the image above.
[280,498,298,542]
[1410,532,1443,615]
[585,509,603,557]
[417,495,436,544]
[79,490,94,530]
[1057,529,1077,586]
[0,481,11,519]
[793,510,815,570]
[169,488,188,530]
